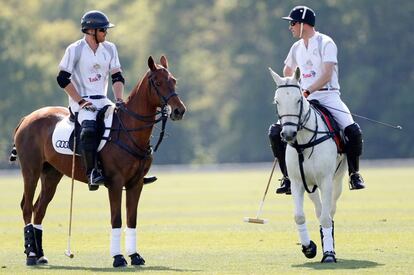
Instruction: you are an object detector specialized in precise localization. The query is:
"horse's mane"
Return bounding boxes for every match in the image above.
[126,70,151,103]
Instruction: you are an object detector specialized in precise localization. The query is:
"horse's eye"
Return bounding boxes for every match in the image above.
[297,99,301,104]
[156,81,161,86]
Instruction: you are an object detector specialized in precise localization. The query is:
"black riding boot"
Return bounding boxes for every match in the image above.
[81,120,105,191]
[143,176,157,184]
[269,124,291,195]
[344,123,365,190]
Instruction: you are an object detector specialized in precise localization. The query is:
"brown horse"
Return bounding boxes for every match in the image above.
[10,56,186,267]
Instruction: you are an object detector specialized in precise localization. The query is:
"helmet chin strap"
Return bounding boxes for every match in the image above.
[85,30,99,46]
[94,29,99,45]
[299,22,304,38]
[299,7,308,38]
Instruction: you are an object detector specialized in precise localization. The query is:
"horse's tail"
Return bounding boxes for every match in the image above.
[9,116,26,162]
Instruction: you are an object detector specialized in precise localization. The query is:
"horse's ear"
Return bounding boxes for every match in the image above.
[294,67,301,82]
[160,55,168,69]
[268,67,283,86]
[148,56,157,71]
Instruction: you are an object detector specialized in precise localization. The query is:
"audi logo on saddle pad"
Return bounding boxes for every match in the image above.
[55,140,70,148]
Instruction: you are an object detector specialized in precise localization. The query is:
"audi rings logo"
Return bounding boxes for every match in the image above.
[56,140,70,149]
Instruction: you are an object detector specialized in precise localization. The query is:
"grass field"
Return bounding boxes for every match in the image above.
[0,165,413,274]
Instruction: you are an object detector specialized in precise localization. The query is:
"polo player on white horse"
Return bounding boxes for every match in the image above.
[268,5,365,195]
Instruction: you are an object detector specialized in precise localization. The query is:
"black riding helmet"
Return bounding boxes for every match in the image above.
[81,10,115,33]
[282,6,316,27]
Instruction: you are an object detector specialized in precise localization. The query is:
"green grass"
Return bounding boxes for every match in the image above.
[1,165,413,274]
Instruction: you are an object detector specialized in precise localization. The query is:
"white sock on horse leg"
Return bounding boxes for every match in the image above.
[297,223,311,246]
[110,228,122,257]
[321,226,334,252]
[33,224,43,230]
[125,227,137,256]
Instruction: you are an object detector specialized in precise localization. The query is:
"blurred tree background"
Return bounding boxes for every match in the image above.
[0,0,413,167]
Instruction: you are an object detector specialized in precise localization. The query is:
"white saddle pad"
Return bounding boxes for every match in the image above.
[52,105,115,155]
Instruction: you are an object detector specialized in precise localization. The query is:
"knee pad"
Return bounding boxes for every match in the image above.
[268,124,286,158]
[344,123,363,156]
[80,120,97,150]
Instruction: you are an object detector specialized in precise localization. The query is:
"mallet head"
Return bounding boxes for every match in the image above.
[65,250,74,258]
[243,217,268,224]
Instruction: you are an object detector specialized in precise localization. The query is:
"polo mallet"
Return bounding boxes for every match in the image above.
[244,158,278,224]
[65,125,76,259]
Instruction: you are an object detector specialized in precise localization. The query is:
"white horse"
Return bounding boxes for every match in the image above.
[269,67,347,263]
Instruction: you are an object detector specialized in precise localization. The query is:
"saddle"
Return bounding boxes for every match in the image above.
[308,100,344,153]
[52,105,115,155]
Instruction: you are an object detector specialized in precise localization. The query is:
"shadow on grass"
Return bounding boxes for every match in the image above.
[292,258,384,270]
[35,264,201,272]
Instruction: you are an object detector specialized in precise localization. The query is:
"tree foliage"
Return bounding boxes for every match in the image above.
[0,0,412,167]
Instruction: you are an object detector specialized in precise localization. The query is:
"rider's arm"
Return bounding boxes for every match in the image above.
[111,68,124,101]
[56,70,84,104]
[283,65,295,77]
[306,62,335,93]
[307,41,337,94]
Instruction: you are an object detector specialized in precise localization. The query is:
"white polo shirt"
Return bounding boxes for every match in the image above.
[284,32,340,93]
[58,38,121,105]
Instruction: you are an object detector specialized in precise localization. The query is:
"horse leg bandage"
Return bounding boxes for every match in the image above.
[110,228,122,257]
[297,223,311,247]
[125,227,137,256]
[320,226,334,252]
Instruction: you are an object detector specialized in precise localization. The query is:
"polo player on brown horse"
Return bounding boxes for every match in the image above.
[11,55,186,267]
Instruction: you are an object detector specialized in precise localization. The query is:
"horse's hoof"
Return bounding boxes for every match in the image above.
[36,256,48,264]
[321,251,337,263]
[113,254,127,268]
[302,240,317,259]
[129,252,145,265]
[26,256,37,266]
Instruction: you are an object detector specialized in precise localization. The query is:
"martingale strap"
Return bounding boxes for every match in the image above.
[293,134,334,194]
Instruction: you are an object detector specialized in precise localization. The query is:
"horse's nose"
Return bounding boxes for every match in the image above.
[281,129,297,143]
[171,106,186,120]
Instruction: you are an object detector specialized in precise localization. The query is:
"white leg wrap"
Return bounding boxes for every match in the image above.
[322,226,334,252]
[110,228,122,257]
[297,223,310,246]
[33,224,43,230]
[125,227,137,256]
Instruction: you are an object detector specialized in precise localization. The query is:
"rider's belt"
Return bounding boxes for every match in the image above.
[82,95,106,99]
[318,88,339,91]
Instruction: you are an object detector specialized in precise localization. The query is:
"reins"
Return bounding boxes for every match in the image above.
[107,70,178,160]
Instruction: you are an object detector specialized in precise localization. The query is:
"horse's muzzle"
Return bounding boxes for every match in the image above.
[170,105,186,121]
[281,129,297,143]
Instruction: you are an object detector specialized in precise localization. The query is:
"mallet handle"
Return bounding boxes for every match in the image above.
[256,158,278,217]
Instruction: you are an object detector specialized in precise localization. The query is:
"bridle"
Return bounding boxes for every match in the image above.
[110,68,179,160]
[276,84,311,132]
[148,69,179,105]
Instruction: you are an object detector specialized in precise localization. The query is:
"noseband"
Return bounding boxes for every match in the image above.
[276,84,311,131]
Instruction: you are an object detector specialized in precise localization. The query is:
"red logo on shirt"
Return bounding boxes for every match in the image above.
[88,74,102,82]
[302,71,316,78]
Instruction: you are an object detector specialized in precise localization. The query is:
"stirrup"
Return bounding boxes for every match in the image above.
[349,172,365,190]
[88,169,105,185]
[276,176,291,195]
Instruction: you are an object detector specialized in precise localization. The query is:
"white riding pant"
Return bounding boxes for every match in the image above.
[69,97,113,124]
[307,90,354,130]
